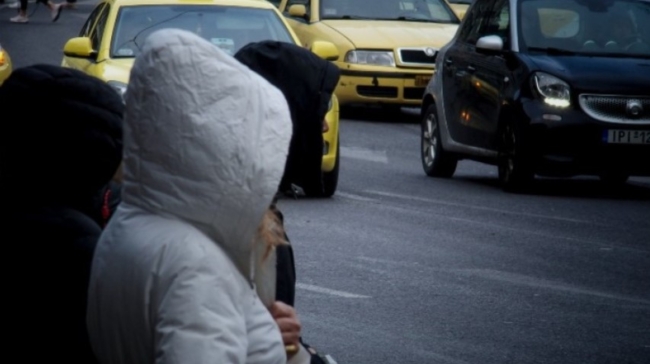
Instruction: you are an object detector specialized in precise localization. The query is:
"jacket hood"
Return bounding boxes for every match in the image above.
[122,29,292,278]
[235,41,340,195]
[0,64,124,208]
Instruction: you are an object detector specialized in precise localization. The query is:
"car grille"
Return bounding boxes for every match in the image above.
[579,94,650,124]
[357,86,398,98]
[398,48,437,67]
[404,87,426,100]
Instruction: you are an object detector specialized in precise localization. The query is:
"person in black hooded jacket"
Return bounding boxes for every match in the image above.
[0,65,123,362]
[235,41,341,364]
[235,40,340,198]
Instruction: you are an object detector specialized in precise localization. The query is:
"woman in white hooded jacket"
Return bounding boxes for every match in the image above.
[86,29,311,364]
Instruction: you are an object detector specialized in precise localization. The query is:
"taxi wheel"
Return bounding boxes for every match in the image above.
[498,122,534,192]
[421,105,457,177]
[321,141,340,198]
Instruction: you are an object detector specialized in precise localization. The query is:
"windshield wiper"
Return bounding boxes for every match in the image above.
[335,15,376,19]
[395,16,433,22]
[527,46,577,55]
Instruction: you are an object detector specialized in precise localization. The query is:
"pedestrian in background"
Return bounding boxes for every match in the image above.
[9,0,63,23]
[0,64,124,362]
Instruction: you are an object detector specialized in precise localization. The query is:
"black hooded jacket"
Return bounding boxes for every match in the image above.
[0,65,123,362]
[235,41,340,196]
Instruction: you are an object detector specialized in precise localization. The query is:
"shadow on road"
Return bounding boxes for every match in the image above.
[449,176,650,200]
[340,105,421,124]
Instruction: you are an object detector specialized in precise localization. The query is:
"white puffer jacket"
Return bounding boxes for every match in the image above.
[86,29,310,364]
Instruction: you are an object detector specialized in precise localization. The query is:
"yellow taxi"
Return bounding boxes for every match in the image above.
[277,0,460,108]
[0,44,12,86]
[61,0,342,197]
[446,0,472,19]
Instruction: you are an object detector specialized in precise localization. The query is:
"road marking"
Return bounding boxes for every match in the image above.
[457,269,650,305]
[365,189,594,224]
[296,283,370,298]
[336,192,378,202]
[341,146,388,163]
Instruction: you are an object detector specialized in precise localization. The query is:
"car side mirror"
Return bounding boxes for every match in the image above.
[311,40,339,61]
[476,35,504,53]
[63,37,97,59]
[288,4,308,20]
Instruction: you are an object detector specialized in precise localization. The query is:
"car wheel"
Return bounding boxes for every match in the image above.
[421,104,457,178]
[599,171,629,186]
[498,122,534,192]
[321,141,340,198]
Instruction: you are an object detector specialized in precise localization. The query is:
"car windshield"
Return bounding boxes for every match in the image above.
[111,5,294,58]
[448,0,473,4]
[519,0,650,57]
[320,0,459,23]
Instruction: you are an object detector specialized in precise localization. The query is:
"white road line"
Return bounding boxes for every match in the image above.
[296,283,370,298]
[340,146,388,163]
[366,189,594,224]
[335,191,378,202]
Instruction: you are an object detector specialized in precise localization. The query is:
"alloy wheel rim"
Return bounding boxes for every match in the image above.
[423,113,437,166]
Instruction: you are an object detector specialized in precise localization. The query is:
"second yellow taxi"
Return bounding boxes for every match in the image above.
[276,0,460,109]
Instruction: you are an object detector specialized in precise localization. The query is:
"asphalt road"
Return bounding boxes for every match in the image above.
[2,3,649,363]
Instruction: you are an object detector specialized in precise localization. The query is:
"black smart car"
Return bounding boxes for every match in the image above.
[420,0,650,191]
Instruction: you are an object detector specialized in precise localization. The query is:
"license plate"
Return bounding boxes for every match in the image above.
[415,75,431,87]
[603,130,650,144]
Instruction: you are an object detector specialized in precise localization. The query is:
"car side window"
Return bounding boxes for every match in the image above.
[79,3,106,37]
[483,0,510,46]
[457,0,493,44]
[461,0,509,46]
[91,5,110,51]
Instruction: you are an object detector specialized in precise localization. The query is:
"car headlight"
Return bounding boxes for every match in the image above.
[344,50,395,67]
[532,72,570,108]
[107,81,127,103]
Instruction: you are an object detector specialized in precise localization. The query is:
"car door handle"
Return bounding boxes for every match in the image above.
[467,65,476,72]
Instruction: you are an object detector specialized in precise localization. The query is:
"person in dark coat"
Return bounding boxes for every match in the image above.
[0,65,124,362]
[235,41,341,364]
[235,40,340,198]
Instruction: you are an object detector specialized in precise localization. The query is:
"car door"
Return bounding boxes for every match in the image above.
[280,0,314,47]
[64,2,107,72]
[463,0,511,150]
[442,0,493,146]
[82,3,111,78]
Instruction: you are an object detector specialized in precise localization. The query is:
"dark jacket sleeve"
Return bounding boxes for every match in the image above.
[270,206,297,306]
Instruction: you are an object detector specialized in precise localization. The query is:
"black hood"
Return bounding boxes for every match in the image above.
[235,41,340,196]
[0,65,124,207]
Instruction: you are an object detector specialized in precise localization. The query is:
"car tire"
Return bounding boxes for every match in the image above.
[599,171,629,186]
[421,104,457,178]
[498,122,534,192]
[321,140,340,198]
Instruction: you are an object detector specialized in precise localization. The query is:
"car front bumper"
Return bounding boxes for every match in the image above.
[335,66,434,107]
[523,100,650,177]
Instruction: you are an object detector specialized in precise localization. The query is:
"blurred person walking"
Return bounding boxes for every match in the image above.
[10,0,63,23]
